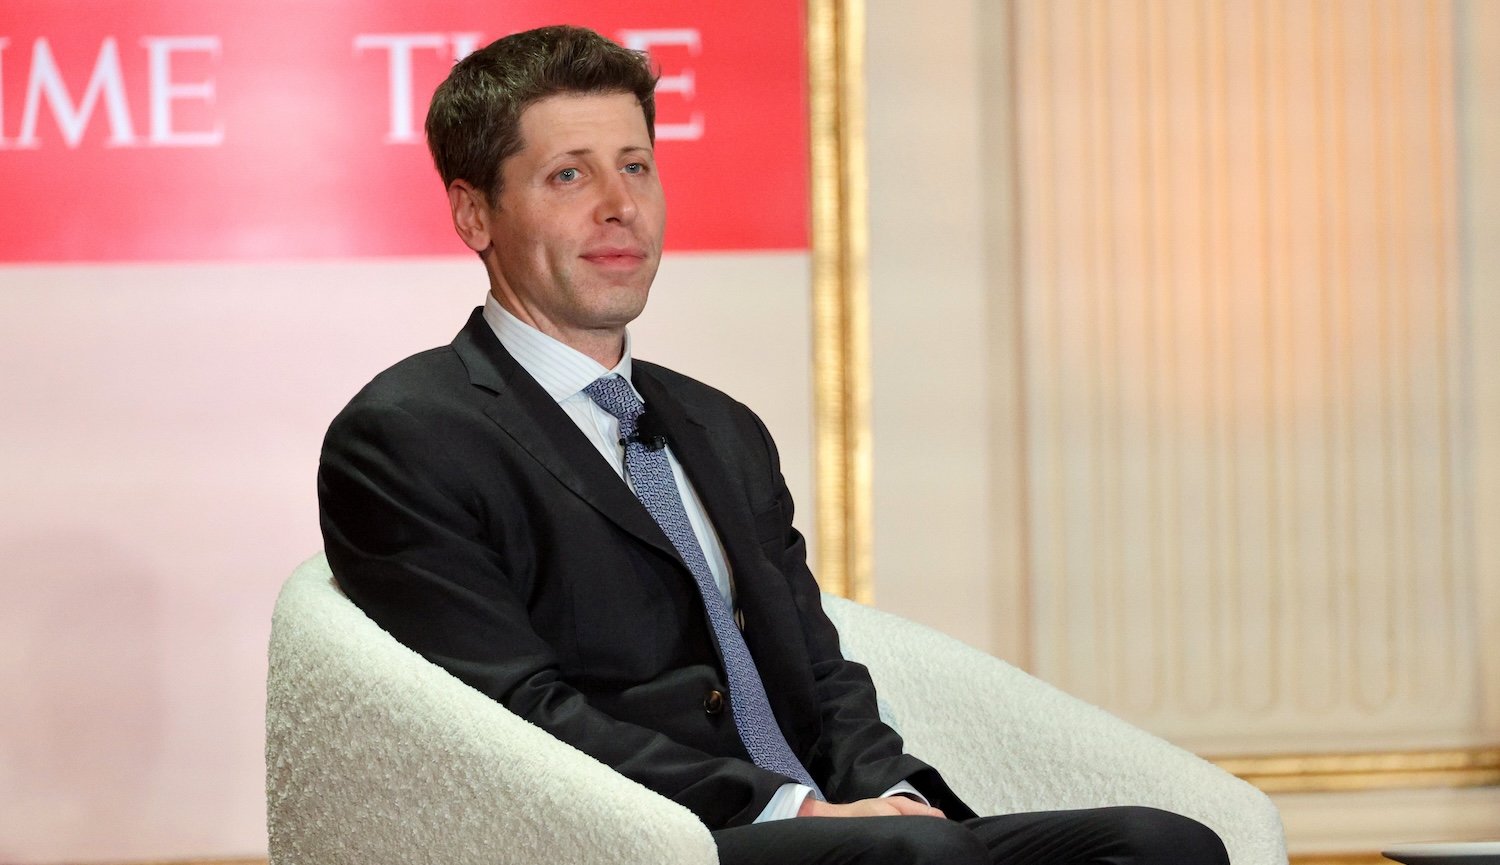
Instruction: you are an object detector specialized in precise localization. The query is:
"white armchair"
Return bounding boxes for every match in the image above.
[266,553,1286,864]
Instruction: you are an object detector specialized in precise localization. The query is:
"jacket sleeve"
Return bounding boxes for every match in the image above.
[742,409,978,819]
[318,396,794,829]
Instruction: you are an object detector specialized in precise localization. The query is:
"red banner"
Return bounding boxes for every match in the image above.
[0,1,808,262]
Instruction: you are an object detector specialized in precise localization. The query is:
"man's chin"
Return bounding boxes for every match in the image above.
[579,283,651,324]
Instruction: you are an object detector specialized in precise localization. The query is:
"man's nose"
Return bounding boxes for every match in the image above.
[596,171,638,225]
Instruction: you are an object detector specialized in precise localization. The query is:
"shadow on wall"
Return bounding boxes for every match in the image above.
[0,532,164,861]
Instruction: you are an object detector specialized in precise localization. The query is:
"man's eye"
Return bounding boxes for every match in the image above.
[556,168,579,182]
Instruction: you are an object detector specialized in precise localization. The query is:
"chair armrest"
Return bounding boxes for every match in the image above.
[267,554,716,865]
[821,593,1287,865]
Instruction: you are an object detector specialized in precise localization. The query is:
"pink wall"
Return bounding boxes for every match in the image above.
[0,261,481,861]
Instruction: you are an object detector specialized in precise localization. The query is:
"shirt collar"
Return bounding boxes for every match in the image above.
[482,292,635,404]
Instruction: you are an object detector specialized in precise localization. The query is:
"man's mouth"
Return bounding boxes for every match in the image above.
[581,247,647,268]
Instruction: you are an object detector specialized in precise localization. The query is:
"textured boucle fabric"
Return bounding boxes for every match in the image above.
[266,554,717,864]
[268,553,1285,864]
[821,595,1287,865]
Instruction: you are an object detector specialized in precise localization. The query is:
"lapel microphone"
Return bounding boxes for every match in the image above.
[625,410,669,452]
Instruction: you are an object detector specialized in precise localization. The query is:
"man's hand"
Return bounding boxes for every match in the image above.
[798,796,946,819]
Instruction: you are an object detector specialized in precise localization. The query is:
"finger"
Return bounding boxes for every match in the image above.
[859,799,898,815]
[884,797,946,818]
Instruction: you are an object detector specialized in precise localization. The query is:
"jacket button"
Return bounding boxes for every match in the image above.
[704,689,726,715]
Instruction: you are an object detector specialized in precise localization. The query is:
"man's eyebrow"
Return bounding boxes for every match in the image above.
[554,145,654,158]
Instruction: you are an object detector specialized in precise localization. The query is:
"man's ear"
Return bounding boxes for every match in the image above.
[447,179,493,254]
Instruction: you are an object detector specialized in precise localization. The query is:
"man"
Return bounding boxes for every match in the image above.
[318,25,1231,865]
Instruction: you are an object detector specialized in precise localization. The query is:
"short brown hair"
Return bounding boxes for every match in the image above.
[425,26,658,203]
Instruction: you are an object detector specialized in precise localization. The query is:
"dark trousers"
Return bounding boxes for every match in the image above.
[712,806,1231,865]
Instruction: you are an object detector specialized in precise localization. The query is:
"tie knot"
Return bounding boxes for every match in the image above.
[583,375,644,431]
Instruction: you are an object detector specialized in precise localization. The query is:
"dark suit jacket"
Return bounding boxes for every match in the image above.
[318,308,974,829]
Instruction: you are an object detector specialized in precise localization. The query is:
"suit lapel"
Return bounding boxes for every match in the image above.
[449,310,682,566]
[634,366,821,743]
[630,367,764,589]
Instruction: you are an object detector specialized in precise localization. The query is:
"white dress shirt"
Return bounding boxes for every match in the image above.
[482,294,922,822]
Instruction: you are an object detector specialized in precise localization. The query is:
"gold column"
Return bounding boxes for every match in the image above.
[808,0,873,603]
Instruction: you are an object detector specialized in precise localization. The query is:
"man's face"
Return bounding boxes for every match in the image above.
[477,92,665,351]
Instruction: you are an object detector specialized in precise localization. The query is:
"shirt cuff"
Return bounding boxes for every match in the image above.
[754,783,815,822]
[880,780,929,806]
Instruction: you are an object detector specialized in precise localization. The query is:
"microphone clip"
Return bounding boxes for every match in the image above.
[623,411,669,452]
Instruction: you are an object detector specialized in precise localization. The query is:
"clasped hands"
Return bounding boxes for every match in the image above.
[797,795,946,819]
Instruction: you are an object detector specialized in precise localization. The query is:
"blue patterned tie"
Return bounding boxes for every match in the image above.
[584,374,823,796]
